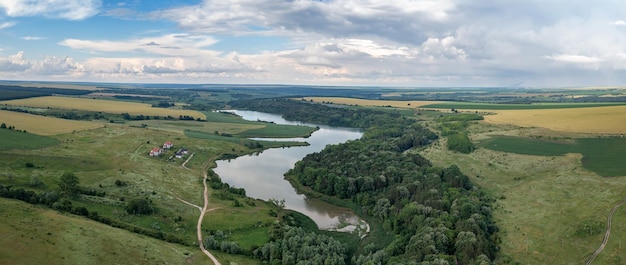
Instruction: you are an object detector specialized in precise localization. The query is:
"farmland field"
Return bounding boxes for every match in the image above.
[301,97,626,133]
[6,82,103,91]
[479,136,626,177]
[0,129,60,150]
[421,101,626,110]
[302,97,441,108]
[1,96,206,120]
[483,105,626,133]
[0,110,103,135]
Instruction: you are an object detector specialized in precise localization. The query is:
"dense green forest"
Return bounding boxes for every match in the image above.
[229,98,498,264]
[0,85,91,100]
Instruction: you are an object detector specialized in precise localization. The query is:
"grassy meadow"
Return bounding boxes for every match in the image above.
[419,120,626,264]
[1,96,206,120]
[0,110,103,135]
[128,116,316,138]
[0,122,280,264]
[0,199,206,265]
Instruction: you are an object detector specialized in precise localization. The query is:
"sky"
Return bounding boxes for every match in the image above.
[1,0,626,87]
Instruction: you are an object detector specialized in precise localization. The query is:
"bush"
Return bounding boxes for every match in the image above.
[447,133,475,153]
[125,198,154,215]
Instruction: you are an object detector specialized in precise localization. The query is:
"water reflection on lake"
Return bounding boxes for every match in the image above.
[213,110,363,229]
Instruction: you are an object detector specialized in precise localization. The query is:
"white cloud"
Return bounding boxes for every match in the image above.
[59,34,220,57]
[155,0,455,44]
[545,54,604,64]
[0,21,15,29]
[6,0,626,86]
[0,51,84,76]
[613,20,626,26]
[20,36,46,40]
[0,0,101,20]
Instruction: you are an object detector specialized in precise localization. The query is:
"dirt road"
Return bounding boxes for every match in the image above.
[177,159,221,265]
[196,168,221,265]
[585,199,626,265]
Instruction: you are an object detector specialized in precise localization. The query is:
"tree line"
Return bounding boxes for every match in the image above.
[230,98,498,264]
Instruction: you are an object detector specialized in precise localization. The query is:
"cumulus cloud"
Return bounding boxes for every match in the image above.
[0,0,101,20]
[0,51,84,78]
[155,0,455,44]
[6,0,626,86]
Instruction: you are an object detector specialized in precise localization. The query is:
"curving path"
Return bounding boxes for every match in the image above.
[585,199,626,265]
[196,167,222,265]
[180,153,195,169]
[176,158,221,265]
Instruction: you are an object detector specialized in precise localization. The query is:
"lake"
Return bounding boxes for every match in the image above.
[213,110,365,230]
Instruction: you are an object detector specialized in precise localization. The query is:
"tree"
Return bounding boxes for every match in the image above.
[0,123,6,129]
[125,198,154,215]
[58,172,79,195]
[269,198,286,220]
[30,175,44,187]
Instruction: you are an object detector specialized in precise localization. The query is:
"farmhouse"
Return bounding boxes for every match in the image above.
[163,141,174,149]
[149,147,162,156]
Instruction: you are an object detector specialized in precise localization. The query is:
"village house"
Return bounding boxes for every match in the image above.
[149,147,162,157]
[163,141,174,149]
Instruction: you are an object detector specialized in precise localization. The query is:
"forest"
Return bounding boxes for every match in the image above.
[230,98,498,264]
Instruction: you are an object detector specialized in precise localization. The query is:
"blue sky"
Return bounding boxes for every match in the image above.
[1,0,626,87]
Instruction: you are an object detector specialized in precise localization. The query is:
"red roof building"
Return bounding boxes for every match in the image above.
[149,147,162,156]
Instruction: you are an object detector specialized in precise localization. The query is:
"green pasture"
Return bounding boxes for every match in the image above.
[422,102,626,110]
[237,123,316,138]
[126,119,263,135]
[0,198,206,265]
[0,129,59,151]
[130,113,316,138]
[184,130,308,148]
[0,124,288,263]
[479,136,626,176]
[421,130,626,264]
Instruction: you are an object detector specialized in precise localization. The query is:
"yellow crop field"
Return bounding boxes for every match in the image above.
[0,110,102,135]
[302,97,441,108]
[1,96,206,119]
[7,82,102,90]
[484,105,626,133]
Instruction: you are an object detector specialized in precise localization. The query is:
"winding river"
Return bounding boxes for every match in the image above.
[213,110,364,230]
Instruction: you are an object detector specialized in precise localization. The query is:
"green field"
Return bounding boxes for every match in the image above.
[0,129,60,151]
[422,102,626,110]
[184,130,308,148]
[0,198,206,265]
[0,124,281,264]
[237,123,316,138]
[479,136,626,177]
